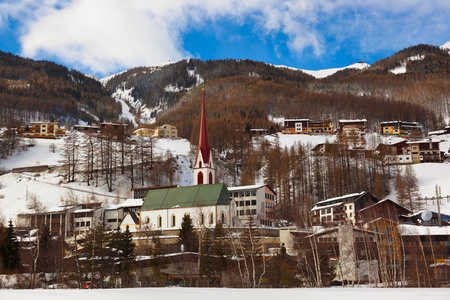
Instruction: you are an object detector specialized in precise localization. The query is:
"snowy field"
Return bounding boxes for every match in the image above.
[0,287,448,299]
[0,135,194,223]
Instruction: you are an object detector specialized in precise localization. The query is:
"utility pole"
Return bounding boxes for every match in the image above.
[436,185,442,227]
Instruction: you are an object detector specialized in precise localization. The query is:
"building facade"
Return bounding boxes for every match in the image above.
[228,184,276,227]
[380,120,423,136]
[18,122,66,138]
[282,119,335,134]
[311,191,378,226]
[154,124,178,139]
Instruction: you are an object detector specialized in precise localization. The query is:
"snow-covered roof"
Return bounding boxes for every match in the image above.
[407,140,439,144]
[284,119,309,122]
[311,201,343,212]
[429,130,446,135]
[339,119,367,123]
[73,208,95,213]
[228,184,266,191]
[316,191,365,205]
[106,198,144,210]
[399,224,450,236]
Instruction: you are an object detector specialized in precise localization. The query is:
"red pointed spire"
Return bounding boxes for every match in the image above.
[196,88,211,165]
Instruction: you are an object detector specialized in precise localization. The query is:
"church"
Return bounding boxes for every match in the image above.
[122,89,238,231]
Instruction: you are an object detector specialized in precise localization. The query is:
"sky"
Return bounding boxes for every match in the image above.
[0,0,449,78]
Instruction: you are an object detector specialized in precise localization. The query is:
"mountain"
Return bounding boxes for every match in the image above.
[0,51,121,126]
[101,59,315,124]
[1,42,449,134]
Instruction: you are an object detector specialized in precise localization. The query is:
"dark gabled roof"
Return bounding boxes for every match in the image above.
[129,212,139,224]
[141,183,231,211]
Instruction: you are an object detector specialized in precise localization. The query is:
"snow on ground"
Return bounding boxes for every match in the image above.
[1,131,450,223]
[265,132,337,149]
[0,287,448,299]
[0,138,65,170]
[154,138,192,157]
[0,135,194,223]
[300,62,370,79]
[0,171,120,224]
[389,55,425,74]
[115,98,137,127]
[440,41,450,54]
[272,62,369,79]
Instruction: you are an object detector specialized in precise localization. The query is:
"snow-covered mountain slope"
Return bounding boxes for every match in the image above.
[440,40,450,53]
[0,134,194,223]
[275,62,370,79]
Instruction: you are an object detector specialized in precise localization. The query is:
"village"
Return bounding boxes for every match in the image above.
[0,88,448,289]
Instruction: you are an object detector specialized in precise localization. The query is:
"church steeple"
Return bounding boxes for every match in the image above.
[194,88,215,185]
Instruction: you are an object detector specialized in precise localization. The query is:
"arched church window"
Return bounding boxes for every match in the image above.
[209,212,214,225]
[198,172,204,184]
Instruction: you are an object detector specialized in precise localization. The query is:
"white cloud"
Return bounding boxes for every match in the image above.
[0,0,448,76]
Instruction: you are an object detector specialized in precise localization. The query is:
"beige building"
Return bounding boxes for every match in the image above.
[18,122,66,138]
[133,127,155,137]
[154,124,178,139]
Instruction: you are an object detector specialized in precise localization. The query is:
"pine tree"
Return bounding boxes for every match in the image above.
[84,222,111,288]
[213,222,228,275]
[150,236,165,286]
[0,221,20,274]
[117,226,136,287]
[178,214,197,252]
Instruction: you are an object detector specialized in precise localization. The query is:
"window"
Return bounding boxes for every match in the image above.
[209,212,214,224]
[86,221,90,227]
[197,172,204,184]
[251,209,257,215]
[144,216,150,224]
[246,200,250,206]
[245,191,250,197]
[200,213,204,225]
[234,192,238,197]
[251,200,256,206]
[157,215,162,228]
[171,215,176,227]
[221,212,226,223]
[251,191,256,196]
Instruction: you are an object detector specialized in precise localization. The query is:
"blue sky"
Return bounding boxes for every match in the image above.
[0,0,449,78]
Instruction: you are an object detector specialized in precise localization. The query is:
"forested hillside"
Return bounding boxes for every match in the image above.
[0,51,121,127]
[102,59,315,120]
[308,45,450,123]
[157,76,438,152]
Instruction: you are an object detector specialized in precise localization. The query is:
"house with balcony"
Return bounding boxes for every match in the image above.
[18,122,66,139]
[380,120,424,136]
[153,124,178,139]
[376,140,413,165]
[338,119,367,135]
[282,119,335,134]
[407,140,442,163]
[311,191,378,226]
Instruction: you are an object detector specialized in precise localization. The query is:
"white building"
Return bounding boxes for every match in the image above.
[228,184,276,227]
[138,183,238,230]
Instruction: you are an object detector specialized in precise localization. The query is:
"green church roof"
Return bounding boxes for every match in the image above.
[141,183,231,211]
